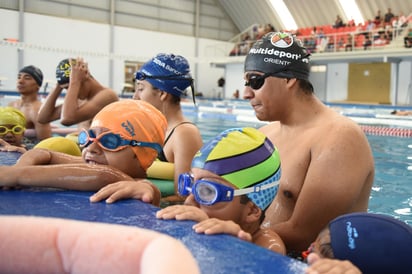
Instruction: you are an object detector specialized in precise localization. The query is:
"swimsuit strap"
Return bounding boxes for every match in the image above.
[163,121,194,145]
[158,121,195,162]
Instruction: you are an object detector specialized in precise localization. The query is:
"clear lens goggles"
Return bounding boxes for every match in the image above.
[78,129,162,153]
[0,125,25,135]
[178,173,278,206]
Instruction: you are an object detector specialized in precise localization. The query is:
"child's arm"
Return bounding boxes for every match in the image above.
[15,148,83,166]
[0,216,200,274]
[156,204,209,222]
[90,179,161,206]
[0,139,27,153]
[0,163,134,191]
[193,219,286,255]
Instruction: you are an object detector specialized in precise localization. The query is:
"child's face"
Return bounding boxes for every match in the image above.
[184,168,250,224]
[80,127,144,178]
[310,227,334,259]
[0,124,25,146]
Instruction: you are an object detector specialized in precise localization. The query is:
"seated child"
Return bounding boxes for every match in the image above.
[0,106,27,153]
[156,127,286,254]
[304,212,412,274]
[0,100,167,206]
[0,215,200,274]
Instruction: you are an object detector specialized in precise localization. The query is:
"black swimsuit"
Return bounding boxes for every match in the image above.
[157,121,194,162]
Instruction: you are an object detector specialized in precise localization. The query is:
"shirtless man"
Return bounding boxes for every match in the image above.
[243,32,374,255]
[9,65,51,140]
[38,57,118,129]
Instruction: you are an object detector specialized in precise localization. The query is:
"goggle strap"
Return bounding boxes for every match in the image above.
[129,140,162,154]
[234,180,280,196]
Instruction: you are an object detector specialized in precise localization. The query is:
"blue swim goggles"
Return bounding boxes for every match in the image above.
[78,129,162,153]
[178,173,277,206]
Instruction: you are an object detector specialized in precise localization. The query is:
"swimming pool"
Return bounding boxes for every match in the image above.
[1,92,411,224]
[183,104,412,225]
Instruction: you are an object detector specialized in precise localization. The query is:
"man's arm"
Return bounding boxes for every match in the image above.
[60,59,118,126]
[38,85,64,123]
[61,87,118,126]
[33,119,52,140]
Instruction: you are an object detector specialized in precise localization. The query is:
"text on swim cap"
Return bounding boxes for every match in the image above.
[122,120,136,137]
[345,221,359,250]
[264,58,291,66]
[249,47,302,60]
[153,57,182,75]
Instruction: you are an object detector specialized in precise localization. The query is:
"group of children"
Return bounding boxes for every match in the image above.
[1,32,411,273]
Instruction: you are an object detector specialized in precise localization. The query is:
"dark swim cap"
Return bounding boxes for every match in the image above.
[244,32,311,80]
[19,65,43,87]
[329,212,412,274]
[56,58,72,85]
[135,53,194,98]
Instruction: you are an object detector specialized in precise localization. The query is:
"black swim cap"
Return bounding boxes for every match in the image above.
[19,65,43,87]
[244,32,311,80]
[56,58,72,85]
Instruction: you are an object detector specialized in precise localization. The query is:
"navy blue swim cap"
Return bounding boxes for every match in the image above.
[244,32,311,81]
[135,53,194,98]
[329,212,412,274]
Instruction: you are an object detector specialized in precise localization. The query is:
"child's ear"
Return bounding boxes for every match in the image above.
[159,91,168,101]
[245,201,261,223]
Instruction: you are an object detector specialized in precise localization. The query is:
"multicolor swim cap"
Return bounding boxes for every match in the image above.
[91,99,167,171]
[329,212,412,274]
[0,107,26,127]
[19,65,43,87]
[34,136,82,156]
[192,127,281,210]
[136,53,194,98]
[56,58,72,85]
[244,32,311,80]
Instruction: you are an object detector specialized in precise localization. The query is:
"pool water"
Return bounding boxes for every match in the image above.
[188,116,412,225]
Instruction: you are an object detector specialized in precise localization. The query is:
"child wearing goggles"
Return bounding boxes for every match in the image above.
[0,100,167,206]
[0,106,27,153]
[156,127,286,255]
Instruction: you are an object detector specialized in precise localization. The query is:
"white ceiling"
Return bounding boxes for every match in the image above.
[217,0,412,33]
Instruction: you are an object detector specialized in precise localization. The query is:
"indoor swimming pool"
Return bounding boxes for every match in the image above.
[182,102,412,225]
[1,93,411,224]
